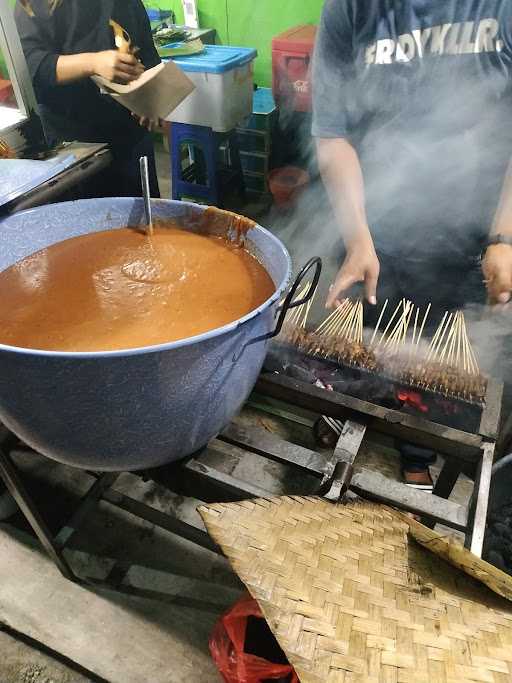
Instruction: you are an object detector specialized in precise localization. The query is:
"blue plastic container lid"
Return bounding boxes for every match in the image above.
[164,44,257,74]
[146,8,173,21]
[253,87,276,115]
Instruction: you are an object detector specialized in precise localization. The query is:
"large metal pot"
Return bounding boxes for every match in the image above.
[0,199,320,471]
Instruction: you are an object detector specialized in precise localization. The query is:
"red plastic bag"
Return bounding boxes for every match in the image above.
[210,595,299,683]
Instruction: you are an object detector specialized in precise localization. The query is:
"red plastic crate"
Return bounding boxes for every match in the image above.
[272,25,317,113]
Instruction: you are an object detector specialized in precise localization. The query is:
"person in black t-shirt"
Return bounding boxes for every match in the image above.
[15,0,161,197]
[312,1,512,488]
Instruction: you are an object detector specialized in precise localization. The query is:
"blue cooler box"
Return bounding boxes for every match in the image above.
[164,45,257,133]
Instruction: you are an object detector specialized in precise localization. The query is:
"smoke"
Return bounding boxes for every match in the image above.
[464,305,512,380]
[269,15,512,387]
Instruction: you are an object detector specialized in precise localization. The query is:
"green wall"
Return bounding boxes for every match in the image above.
[4,0,322,86]
[145,0,323,86]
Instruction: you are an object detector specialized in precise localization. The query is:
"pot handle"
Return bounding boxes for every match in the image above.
[244,256,322,350]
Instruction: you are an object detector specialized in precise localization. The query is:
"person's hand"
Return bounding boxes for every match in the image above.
[326,237,380,308]
[139,117,164,131]
[131,115,164,131]
[92,50,144,84]
[482,243,512,304]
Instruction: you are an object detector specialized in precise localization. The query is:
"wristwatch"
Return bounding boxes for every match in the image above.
[486,234,512,247]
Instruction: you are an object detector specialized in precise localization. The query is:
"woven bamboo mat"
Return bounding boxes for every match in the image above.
[199,497,512,683]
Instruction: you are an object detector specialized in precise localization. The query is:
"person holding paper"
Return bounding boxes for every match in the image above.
[15,0,161,197]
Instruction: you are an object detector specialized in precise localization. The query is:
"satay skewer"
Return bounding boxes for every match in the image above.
[382,303,406,349]
[401,302,415,346]
[330,300,356,336]
[454,312,464,369]
[427,311,448,357]
[450,313,462,367]
[415,303,432,350]
[356,301,363,343]
[468,340,481,376]
[462,315,481,375]
[455,312,463,370]
[462,322,470,373]
[355,300,363,343]
[461,316,477,375]
[444,312,458,367]
[286,283,311,327]
[358,302,364,344]
[383,301,411,350]
[347,302,358,342]
[376,300,404,348]
[283,282,310,311]
[428,312,453,363]
[462,317,477,375]
[388,301,412,351]
[411,308,419,347]
[408,307,420,363]
[324,299,353,336]
[438,314,458,366]
[301,292,316,329]
[339,302,358,339]
[316,298,349,334]
[370,299,389,346]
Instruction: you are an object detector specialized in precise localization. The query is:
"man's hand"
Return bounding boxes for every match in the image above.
[482,244,512,304]
[92,50,144,84]
[326,238,380,308]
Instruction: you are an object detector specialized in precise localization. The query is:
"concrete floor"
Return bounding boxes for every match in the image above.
[0,629,92,683]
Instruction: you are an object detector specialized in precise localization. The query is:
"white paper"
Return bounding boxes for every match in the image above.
[182,0,199,29]
[92,61,195,121]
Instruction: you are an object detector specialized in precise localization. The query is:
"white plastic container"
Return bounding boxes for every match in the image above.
[165,45,257,132]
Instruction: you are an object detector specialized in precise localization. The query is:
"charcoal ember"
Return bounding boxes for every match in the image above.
[401,361,487,403]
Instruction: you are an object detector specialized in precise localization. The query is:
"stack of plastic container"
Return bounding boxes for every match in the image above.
[236,87,278,198]
[165,45,257,132]
[271,25,317,113]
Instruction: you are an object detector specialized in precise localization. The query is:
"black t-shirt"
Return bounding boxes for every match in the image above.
[312,0,512,263]
[15,0,161,147]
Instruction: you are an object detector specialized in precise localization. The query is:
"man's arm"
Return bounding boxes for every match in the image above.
[312,0,379,307]
[317,138,379,307]
[482,161,512,303]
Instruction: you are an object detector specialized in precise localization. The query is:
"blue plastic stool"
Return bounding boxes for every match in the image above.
[170,123,244,207]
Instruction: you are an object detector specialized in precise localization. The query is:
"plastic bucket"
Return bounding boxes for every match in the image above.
[269,166,309,209]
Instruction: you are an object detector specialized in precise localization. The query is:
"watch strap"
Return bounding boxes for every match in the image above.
[486,234,512,247]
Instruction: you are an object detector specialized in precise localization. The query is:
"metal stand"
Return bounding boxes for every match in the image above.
[0,445,75,581]
[255,372,503,558]
[0,373,502,582]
